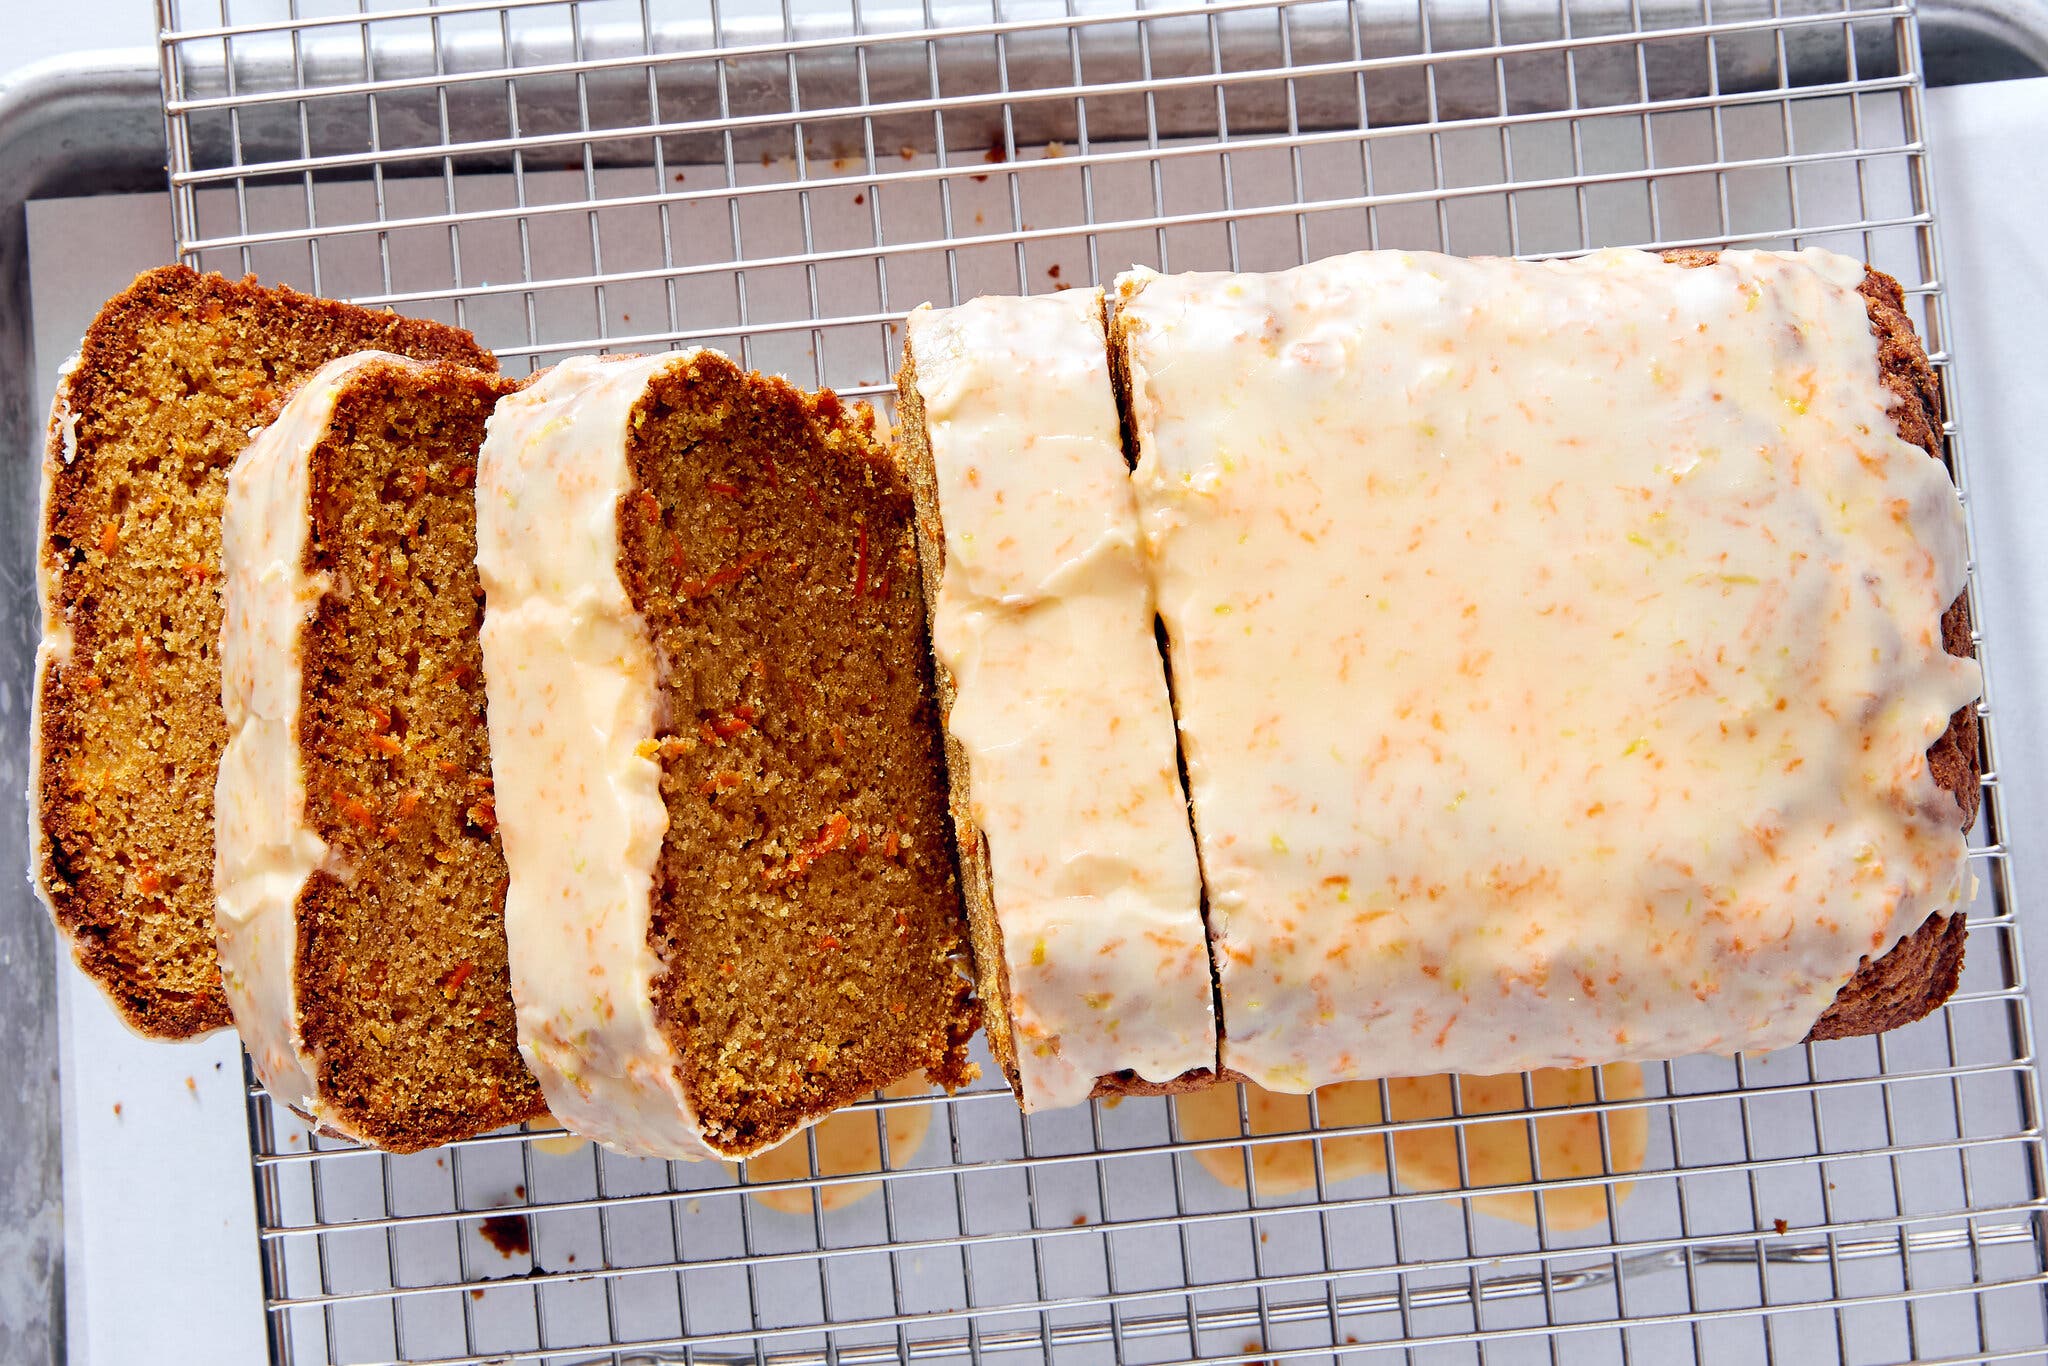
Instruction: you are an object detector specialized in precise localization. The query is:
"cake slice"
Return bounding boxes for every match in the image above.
[33,267,496,1038]
[1111,247,1981,1090]
[895,289,1217,1111]
[215,352,543,1150]
[476,351,977,1159]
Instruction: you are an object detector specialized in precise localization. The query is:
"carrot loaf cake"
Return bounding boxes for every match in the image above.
[215,352,543,1151]
[1111,247,1982,1090]
[33,266,495,1038]
[895,290,1216,1112]
[475,351,976,1159]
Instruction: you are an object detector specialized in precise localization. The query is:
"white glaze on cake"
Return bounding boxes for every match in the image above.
[1115,247,1981,1090]
[214,350,403,1131]
[904,290,1215,1111]
[474,351,732,1161]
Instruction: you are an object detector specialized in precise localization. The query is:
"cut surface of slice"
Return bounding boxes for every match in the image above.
[34,266,496,1038]
[896,289,1216,1111]
[215,351,542,1151]
[1112,247,1981,1090]
[477,351,976,1159]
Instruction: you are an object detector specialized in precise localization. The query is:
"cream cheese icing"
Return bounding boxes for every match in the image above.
[214,350,405,1131]
[474,351,731,1161]
[1115,247,1982,1090]
[904,290,1215,1111]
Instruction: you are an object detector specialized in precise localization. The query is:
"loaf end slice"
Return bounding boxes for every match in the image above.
[34,266,495,1039]
[1657,253,1981,1042]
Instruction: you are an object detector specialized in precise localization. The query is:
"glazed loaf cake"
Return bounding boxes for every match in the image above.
[475,351,977,1159]
[39,248,1977,1149]
[895,289,1217,1111]
[215,352,544,1150]
[33,267,496,1039]
[1110,246,1981,1091]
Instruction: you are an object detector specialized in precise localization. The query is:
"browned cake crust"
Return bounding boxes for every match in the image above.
[35,266,496,1039]
[613,353,977,1154]
[893,327,1217,1104]
[288,359,545,1151]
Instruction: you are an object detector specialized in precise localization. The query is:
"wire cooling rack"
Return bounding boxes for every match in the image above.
[155,0,2046,1361]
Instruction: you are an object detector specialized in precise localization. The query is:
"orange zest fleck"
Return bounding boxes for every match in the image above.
[98,522,119,556]
[810,810,851,856]
[680,547,774,599]
[180,561,212,582]
[883,828,901,858]
[450,464,475,486]
[339,795,377,830]
[367,733,405,757]
[439,960,476,999]
[765,811,851,885]
[696,770,742,795]
[467,799,498,834]
[706,480,742,498]
[395,789,423,817]
[709,704,757,739]
[135,867,164,896]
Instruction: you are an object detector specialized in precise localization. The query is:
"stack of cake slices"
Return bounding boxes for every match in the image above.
[33,247,1982,1155]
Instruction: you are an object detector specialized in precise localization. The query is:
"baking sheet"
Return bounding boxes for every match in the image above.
[26,69,2048,1366]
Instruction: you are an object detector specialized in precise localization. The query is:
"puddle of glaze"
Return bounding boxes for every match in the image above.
[1175,1065,1647,1231]
[742,1076,933,1214]
[1173,1078,1390,1192]
[523,1116,589,1157]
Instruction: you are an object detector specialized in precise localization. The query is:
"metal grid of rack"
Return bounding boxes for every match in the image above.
[154,0,2046,1360]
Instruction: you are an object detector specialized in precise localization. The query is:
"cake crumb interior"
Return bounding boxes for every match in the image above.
[292,367,543,1150]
